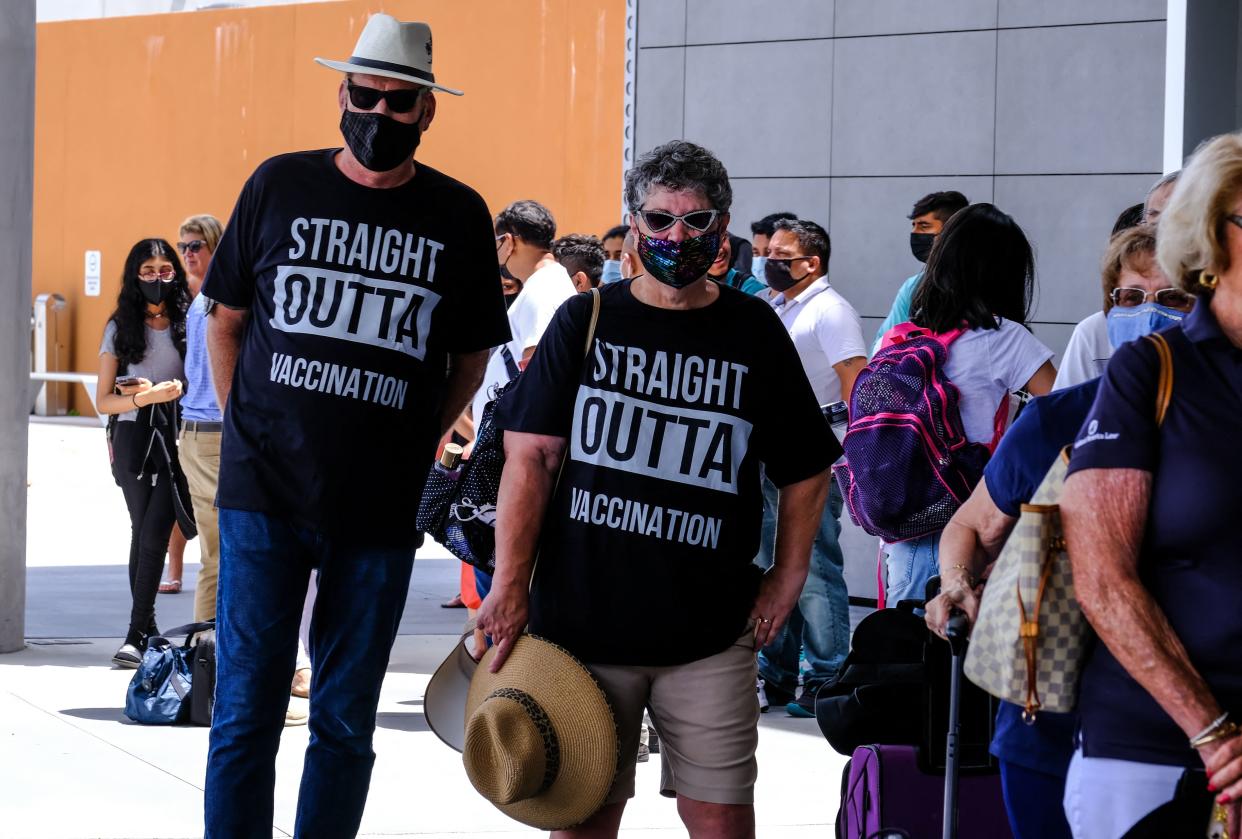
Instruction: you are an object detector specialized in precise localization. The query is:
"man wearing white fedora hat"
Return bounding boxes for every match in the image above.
[480,140,839,837]
[201,13,510,837]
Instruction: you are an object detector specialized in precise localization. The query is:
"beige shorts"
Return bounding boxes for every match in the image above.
[586,626,759,806]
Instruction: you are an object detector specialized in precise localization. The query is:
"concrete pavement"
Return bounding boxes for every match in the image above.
[1,421,851,838]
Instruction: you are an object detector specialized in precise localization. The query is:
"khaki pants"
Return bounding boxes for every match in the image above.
[179,428,221,622]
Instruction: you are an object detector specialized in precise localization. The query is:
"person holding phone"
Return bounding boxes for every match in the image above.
[96,238,195,668]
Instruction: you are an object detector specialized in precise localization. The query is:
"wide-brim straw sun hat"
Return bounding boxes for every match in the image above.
[315,13,464,96]
[425,631,618,830]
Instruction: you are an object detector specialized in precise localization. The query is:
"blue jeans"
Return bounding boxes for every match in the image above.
[204,509,415,839]
[883,531,940,607]
[755,475,849,693]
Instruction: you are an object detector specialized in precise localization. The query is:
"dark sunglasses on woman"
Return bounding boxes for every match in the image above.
[177,240,207,255]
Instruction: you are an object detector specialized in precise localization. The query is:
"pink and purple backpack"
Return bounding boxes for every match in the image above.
[835,323,1003,544]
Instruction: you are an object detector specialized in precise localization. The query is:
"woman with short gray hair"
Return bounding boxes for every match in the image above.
[1060,131,1242,838]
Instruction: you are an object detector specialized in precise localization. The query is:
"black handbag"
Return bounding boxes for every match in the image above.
[123,621,215,726]
[416,289,600,573]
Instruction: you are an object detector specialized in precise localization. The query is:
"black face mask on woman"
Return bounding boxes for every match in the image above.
[339,110,423,172]
[140,280,170,305]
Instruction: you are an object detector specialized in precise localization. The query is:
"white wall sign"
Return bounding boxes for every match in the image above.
[84,250,101,297]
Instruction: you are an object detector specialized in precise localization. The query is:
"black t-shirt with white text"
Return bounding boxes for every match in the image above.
[204,150,511,545]
[495,280,840,665]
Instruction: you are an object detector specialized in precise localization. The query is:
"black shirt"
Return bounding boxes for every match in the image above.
[494,280,840,665]
[1066,302,1242,766]
[203,150,510,545]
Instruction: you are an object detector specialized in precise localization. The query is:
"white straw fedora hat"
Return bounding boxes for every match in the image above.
[425,631,618,830]
[315,13,463,96]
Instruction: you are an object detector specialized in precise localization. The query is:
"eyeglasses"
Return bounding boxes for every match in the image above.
[347,82,425,114]
[138,269,176,282]
[1110,286,1195,311]
[766,255,813,266]
[177,240,207,255]
[635,208,721,234]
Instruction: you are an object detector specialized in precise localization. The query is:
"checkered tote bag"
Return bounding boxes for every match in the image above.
[964,332,1174,719]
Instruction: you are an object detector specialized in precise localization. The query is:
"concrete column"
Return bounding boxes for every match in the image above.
[0,2,35,654]
[1165,0,1242,171]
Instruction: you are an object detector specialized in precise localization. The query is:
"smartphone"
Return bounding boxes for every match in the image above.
[115,376,139,387]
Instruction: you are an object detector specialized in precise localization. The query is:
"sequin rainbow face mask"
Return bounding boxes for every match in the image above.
[636,229,722,289]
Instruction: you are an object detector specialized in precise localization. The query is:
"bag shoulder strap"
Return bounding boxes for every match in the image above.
[529,288,601,593]
[1144,332,1174,427]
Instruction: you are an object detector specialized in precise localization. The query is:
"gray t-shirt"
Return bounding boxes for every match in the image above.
[99,321,185,422]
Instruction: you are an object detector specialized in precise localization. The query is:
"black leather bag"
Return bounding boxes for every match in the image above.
[416,289,600,572]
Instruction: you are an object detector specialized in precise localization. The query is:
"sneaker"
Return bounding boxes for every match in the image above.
[112,643,142,669]
[758,677,795,713]
[786,686,820,719]
[285,698,309,727]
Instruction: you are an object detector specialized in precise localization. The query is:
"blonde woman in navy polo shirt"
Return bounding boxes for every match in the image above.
[1061,132,1242,838]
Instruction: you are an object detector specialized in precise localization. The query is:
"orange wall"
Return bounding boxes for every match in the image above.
[34,0,626,412]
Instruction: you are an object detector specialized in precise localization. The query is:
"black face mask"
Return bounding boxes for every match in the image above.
[339,110,422,172]
[910,232,935,263]
[763,257,811,293]
[140,281,169,305]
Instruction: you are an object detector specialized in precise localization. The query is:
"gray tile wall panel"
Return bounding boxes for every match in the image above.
[841,517,879,600]
[834,0,997,38]
[994,22,1165,174]
[684,40,833,178]
[727,177,831,243]
[831,30,998,176]
[993,173,1159,324]
[828,176,994,318]
[634,47,686,152]
[998,0,1166,29]
[1029,321,1079,371]
[637,0,686,47]
[685,0,834,44]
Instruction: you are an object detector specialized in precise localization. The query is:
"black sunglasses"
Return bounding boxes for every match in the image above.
[177,240,207,255]
[347,82,425,114]
[636,208,721,234]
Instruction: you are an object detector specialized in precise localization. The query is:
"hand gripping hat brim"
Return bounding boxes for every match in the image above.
[315,13,463,96]
[461,635,618,830]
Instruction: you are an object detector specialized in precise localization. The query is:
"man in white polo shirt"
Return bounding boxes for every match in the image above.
[471,200,577,430]
[755,217,866,717]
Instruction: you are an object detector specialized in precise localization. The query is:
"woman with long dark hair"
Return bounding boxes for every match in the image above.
[882,203,1057,605]
[96,238,196,667]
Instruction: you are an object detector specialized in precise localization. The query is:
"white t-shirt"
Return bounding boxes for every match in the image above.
[1052,310,1111,391]
[772,277,866,405]
[472,260,577,423]
[942,318,1054,445]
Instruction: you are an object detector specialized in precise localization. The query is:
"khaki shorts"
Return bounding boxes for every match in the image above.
[587,626,759,806]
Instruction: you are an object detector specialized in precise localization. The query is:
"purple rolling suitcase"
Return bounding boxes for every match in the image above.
[836,615,1012,839]
[836,745,1010,839]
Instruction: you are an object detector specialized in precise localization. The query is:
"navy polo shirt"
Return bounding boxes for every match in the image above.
[1067,302,1242,767]
[981,382,1097,775]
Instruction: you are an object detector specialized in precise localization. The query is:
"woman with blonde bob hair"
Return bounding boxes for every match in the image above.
[1059,131,1242,837]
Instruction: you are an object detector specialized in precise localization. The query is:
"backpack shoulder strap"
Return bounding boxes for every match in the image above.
[1144,332,1174,427]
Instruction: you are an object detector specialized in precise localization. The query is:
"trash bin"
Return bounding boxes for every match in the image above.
[32,292,68,416]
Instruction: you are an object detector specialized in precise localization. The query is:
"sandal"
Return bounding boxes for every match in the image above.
[441,594,465,609]
[158,579,182,594]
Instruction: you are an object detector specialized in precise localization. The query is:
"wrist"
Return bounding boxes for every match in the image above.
[941,564,976,588]
[132,392,142,408]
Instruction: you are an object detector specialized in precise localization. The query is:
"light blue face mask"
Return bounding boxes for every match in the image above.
[1106,302,1186,349]
[601,259,622,284]
[751,255,767,279]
